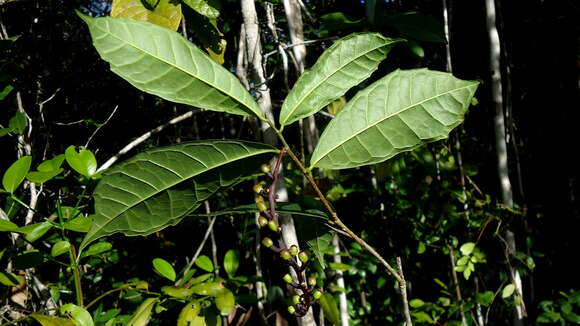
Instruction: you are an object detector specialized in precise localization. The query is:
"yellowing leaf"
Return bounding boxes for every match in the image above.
[207,38,226,65]
[111,0,182,31]
[31,314,75,326]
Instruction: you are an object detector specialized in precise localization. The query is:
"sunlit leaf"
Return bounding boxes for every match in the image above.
[310,69,478,169]
[51,240,71,257]
[153,258,176,281]
[2,156,32,193]
[280,33,402,127]
[60,304,94,326]
[195,255,214,273]
[460,242,475,256]
[0,219,18,232]
[31,314,75,326]
[177,300,201,326]
[80,242,113,259]
[65,146,97,178]
[182,0,219,19]
[215,288,235,315]
[80,140,276,251]
[223,249,239,278]
[319,293,340,325]
[502,284,515,298]
[127,298,158,326]
[111,0,182,31]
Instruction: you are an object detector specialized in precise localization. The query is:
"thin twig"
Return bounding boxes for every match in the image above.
[397,257,413,326]
[85,105,118,148]
[178,215,217,284]
[448,245,468,326]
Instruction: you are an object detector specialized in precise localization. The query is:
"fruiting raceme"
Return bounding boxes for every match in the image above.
[292,295,301,304]
[287,306,296,314]
[253,183,263,194]
[268,220,279,232]
[260,164,270,174]
[308,276,316,286]
[313,289,322,299]
[255,196,268,212]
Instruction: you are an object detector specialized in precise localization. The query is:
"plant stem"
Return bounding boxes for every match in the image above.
[69,245,84,306]
[273,128,404,283]
[85,284,132,309]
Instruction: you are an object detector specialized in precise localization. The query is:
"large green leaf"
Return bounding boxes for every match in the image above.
[310,69,478,169]
[279,33,402,127]
[182,0,219,19]
[80,140,276,251]
[78,14,264,120]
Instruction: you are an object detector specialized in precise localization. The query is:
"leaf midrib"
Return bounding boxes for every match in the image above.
[92,17,262,120]
[310,82,476,168]
[280,37,394,126]
[91,144,276,236]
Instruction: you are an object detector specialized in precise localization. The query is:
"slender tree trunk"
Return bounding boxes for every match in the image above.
[484,0,526,324]
[333,235,349,326]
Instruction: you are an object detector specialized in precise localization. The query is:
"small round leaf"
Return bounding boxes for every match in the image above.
[152,258,176,281]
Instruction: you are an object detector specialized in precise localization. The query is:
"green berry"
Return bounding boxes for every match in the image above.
[283,273,293,283]
[256,197,268,212]
[313,289,322,299]
[258,216,268,227]
[262,237,273,248]
[289,245,298,256]
[268,220,279,232]
[287,305,296,314]
[261,164,270,174]
[298,251,309,263]
[308,276,316,286]
[292,295,301,304]
[280,249,292,260]
[253,184,263,194]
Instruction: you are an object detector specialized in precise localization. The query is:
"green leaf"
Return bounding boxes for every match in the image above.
[460,242,475,256]
[64,215,94,233]
[65,145,97,178]
[0,219,18,232]
[195,255,214,272]
[182,0,219,19]
[319,293,340,325]
[502,284,515,298]
[0,85,14,100]
[8,111,27,135]
[189,202,329,221]
[27,169,64,184]
[81,140,276,251]
[81,242,113,259]
[328,262,352,271]
[0,272,22,286]
[0,128,11,137]
[162,286,194,298]
[127,298,158,326]
[409,298,425,308]
[37,154,66,172]
[111,0,182,31]
[153,258,176,281]
[215,288,235,315]
[51,240,71,257]
[78,14,264,120]
[23,221,53,242]
[382,12,446,43]
[476,291,494,307]
[31,314,75,326]
[2,156,32,193]
[310,69,479,169]
[296,217,334,269]
[60,304,94,326]
[280,33,402,127]
[190,282,224,296]
[177,300,201,326]
[223,249,239,278]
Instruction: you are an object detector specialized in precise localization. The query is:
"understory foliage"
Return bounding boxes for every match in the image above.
[0,0,578,326]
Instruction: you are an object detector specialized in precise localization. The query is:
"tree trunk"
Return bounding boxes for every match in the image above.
[484,0,526,324]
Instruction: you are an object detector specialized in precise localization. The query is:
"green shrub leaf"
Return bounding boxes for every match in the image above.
[2,156,32,193]
[280,33,402,127]
[310,69,478,169]
[153,258,176,281]
[223,249,239,278]
[195,255,214,273]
